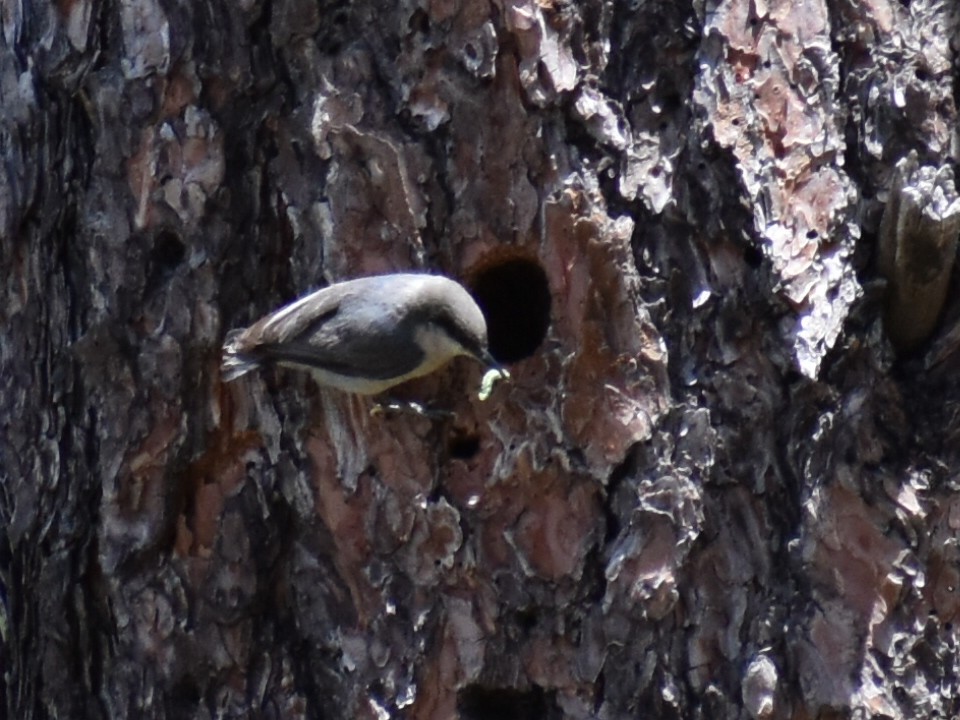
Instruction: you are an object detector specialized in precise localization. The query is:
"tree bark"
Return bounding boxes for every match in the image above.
[2,0,959,718]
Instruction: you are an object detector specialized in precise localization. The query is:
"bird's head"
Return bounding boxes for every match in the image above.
[411,276,500,372]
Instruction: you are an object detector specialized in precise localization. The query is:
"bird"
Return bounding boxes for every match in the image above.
[221,273,499,395]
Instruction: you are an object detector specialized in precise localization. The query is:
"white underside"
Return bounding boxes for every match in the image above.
[301,366,415,395]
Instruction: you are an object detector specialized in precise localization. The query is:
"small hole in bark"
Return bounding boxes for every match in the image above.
[145,230,186,294]
[743,243,764,268]
[784,368,802,385]
[153,230,186,270]
[568,447,585,467]
[469,257,551,364]
[515,607,538,631]
[448,431,480,460]
[457,685,550,720]
[409,8,429,33]
[169,678,201,711]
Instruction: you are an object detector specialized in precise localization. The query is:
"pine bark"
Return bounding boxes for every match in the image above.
[2,1,959,718]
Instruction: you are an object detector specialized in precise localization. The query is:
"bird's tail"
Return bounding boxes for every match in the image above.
[221,328,259,382]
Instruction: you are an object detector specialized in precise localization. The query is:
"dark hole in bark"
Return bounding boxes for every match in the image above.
[168,678,201,714]
[469,258,551,364]
[457,685,551,720]
[448,430,480,460]
[743,243,764,268]
[409,8,429,33]
[152,230,186,271]
[144,229,186,296]
[515,606,538,631]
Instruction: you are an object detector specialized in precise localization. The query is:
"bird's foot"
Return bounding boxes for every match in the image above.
[370,399,455,420]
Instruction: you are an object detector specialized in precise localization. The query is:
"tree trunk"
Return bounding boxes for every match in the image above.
[3,0,959,718]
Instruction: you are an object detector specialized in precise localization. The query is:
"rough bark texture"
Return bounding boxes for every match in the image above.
[3,0,960,719]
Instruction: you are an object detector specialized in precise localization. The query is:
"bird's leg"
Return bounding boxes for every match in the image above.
[370,398,455,420]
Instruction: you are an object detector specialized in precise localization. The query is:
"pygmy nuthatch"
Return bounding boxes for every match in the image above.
[221,273,499,394]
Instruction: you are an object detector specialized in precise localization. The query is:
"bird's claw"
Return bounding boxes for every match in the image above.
[370,400,455,419]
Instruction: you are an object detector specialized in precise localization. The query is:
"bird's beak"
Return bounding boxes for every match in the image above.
[476,347,502,371]
[475,347,510,401]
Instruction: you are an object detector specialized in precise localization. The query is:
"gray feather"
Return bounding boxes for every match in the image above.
[220,273,490,391]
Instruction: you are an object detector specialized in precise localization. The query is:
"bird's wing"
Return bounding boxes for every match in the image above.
[243,287,425,380]
[257,286,345,344]
[258,335,424,380]
[248,275,420,344]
